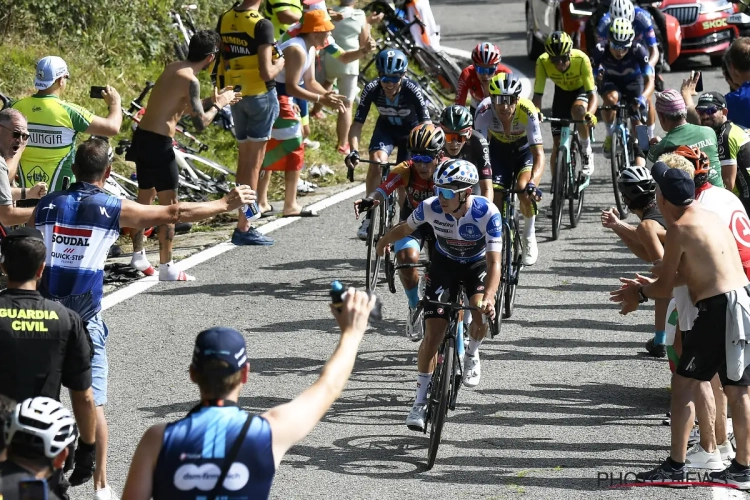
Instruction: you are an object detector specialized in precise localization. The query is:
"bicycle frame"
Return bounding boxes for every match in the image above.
[559,125,590,194]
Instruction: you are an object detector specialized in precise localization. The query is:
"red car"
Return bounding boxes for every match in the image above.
[659,0,737,65]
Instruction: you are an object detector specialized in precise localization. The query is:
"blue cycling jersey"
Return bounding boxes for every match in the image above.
[727,83,750,130]
[596,8,658,47]
[591,42,653,82]
[153,405,275,500]
[354,78,431,128]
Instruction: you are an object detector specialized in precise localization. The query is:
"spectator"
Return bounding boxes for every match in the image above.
[256,10,344,218]
[0,227,97,497]
[0,395,15,462]
[725,37,750,129]
[215,0,284,245]
[601,165,668,358]
[32,138,254,500]
[611,161,750,488]
[10,56,121,193]
[121,288,375,500]
[647,89,724,189]
[0,398,78,500]
[126,31,240,281]
[263,0,302,39]
[0,110,47,226]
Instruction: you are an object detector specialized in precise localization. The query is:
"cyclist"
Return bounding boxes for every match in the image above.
[695,91,750,214]
[346,49,431,240]
[475,73,544,266]
[375,159,500,430]
[352,123,445,341]
[532,31,598,176]
[440,105,493,199]
[592,17,655,159]
[455,43,513,111]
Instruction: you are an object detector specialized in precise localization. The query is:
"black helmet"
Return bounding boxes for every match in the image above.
[407,123,445,154]
[440,105,473,133]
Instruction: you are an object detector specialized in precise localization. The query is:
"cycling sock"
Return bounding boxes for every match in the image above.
[415,372,432,405]
[523,215,535,238]
[158,261,196,281]
[405,286,420,309]
[130,250,155,275]
[580,138,591,152]
[654,330,666,345]
[647,124,655,139]
[467,337,483,357]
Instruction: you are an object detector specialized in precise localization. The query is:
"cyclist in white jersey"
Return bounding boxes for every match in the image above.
[376,159,501,431]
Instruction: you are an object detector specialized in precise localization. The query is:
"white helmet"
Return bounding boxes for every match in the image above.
[4,397,76,458]
[617,165,656,200]
[434,159,479,189]
[609,17,636,46]
[610,0,635,22]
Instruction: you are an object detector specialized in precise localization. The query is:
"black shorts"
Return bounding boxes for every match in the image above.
[551,87,589,136]
[126,127,180,192]
[677,290,750,386]
[601,77,644,105]
[423,251,487,321]
[488,139,533,191]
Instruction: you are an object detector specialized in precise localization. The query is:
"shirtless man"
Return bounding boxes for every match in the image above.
[126,30,241,281]
[610,161,750,489]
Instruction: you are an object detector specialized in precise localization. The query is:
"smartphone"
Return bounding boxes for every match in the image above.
[273,43,283,59]
[695,71,704,93]
[19,478,48,500]
[636,124,650,152]
[89,86,107,99]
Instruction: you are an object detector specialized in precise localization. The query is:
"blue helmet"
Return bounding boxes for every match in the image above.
[375,49,408,76]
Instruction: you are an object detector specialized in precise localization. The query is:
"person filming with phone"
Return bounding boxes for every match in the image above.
[11,56,122,194]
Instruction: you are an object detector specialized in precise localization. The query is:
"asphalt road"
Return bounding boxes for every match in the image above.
[68,2,743,499]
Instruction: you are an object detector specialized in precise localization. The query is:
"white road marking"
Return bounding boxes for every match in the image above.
[441,46,532,99]
[101,183,366,312]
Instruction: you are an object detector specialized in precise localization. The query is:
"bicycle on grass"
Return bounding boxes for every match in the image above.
[542,117,591,241]
[347,159,399,292]
[410,289,497,469]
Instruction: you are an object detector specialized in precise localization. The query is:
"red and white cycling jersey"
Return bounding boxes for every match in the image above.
[455,64,513,107]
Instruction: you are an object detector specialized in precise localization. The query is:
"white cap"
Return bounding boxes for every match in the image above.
[34,56,69,91]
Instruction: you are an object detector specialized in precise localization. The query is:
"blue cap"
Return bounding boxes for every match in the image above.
[651,161,695,207]
[191,327,248,374]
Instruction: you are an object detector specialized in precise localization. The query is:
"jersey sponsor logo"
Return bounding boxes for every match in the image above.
[430,198,442,213]
[221,34,250,47]
[731,210,750,248]
[689,139,714,150]
[376,107,413,117]
[52,226,92,247]
[408,186,432,203]
[29,130,65,146]
[100,207,111,218]
[487,213,502,237]
[173,462,250,491]
[26,166,50,185]
[413,202,425,221]
[471,199,489,219]
[459,223,482,240]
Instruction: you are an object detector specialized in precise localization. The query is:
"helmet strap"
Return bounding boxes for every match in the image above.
[452,192,470,214]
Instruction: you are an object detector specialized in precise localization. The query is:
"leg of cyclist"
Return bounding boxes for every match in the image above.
[357,147,390,240]
[571,97,593,175]
[601,85,620,159]
[515,162,539,266]
[463,290,489,388]
[488,137,508,215]
[395,236,423,340]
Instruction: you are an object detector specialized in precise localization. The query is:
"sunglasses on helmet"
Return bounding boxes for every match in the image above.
[475,64,498,76]
[435,186,462,199]
[411,154,436,163]
[379,74,402,84]
[492,94,517,105]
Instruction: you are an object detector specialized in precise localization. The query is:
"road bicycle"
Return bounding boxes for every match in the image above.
[170,4,199,61]
[347,159,399,292]
[411,289,496,469]
[542,117,590,241]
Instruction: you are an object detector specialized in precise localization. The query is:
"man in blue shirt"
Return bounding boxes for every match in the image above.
[121,289,376,500]
[725,38,750,129]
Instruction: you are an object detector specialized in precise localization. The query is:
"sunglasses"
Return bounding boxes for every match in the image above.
[697,106,721,115]
[610,43,631,51]
[379,75,402,84]
[550,56,570,65]
[475,65,498,76]
[445,132,469,143]
[0,124,30,141]
[435,186,461,199]
[411,154,436,163]
[492,95,517,105]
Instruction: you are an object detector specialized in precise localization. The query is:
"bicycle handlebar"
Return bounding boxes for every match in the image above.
[358,159,398,167]
[542,117,589,124]
[346,159,396,182]
[412,297,498,337]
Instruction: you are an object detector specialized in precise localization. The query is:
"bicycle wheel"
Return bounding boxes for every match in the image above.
[504,218,522,319]
[426,336,454,470]
[610,130,630,219]
[551,147,567,241]
[569,138,585,227]
[493,229,510,335]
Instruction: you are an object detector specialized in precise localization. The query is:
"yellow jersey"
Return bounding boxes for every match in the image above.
[216,8,276,96]
[534,49,596,94]
[474,97,543,146]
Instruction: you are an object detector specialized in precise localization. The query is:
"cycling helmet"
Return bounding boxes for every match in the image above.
[609,17,636,46]
[440,105,473,133]
[408,123,446,154]
[472,43,501,66]
[544,31,573,57]
[617,165,656,200]
[375,49,408,75]
[434,159,479,189]
[610,0,635,22]
[4,397,76,459]
[488,73,523,97]
[673,145,710,175]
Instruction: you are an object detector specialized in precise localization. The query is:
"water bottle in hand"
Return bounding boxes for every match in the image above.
[330,281,382,321]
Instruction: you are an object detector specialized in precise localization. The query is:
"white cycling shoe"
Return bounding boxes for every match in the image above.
[406,403,427,432]
[582,148,595,176]
[462,353,481,388]
[357,219,370,240]
[522,234,539,266]
[407,307,424,341]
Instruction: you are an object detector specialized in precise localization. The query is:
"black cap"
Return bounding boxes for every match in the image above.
[1,227,44,250]
[695,91,727,110]
[191,327,248,375]
[651,161,695,206]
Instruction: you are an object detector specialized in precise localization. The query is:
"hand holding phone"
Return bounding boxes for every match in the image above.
[89,86,107,99]
[696,71,704,93]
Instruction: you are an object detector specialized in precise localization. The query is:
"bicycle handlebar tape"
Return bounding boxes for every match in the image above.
[330,281,383,322]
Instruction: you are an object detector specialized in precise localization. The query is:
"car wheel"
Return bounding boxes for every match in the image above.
[526,3,545,61]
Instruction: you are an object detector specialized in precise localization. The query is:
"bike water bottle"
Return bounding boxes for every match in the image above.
[330,281,383,321]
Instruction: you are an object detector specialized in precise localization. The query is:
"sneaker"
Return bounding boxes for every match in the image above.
[303,138,321,150]
[357,219,370,240]
[582,149,594,176]
[685,443,725,470]
[522,234,538,266]
[719,440,736,462]
[603,136,612,159]
[231,228,274,246]
[645,337,666,358]
[635,458,686,487]
[710,460,750,490]
[95,486,120,500]
[406,403,427,432]
[407,307,424,341]
[462,353,481,388]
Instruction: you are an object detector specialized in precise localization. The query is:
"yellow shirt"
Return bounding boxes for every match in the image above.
[534,49,595,94]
